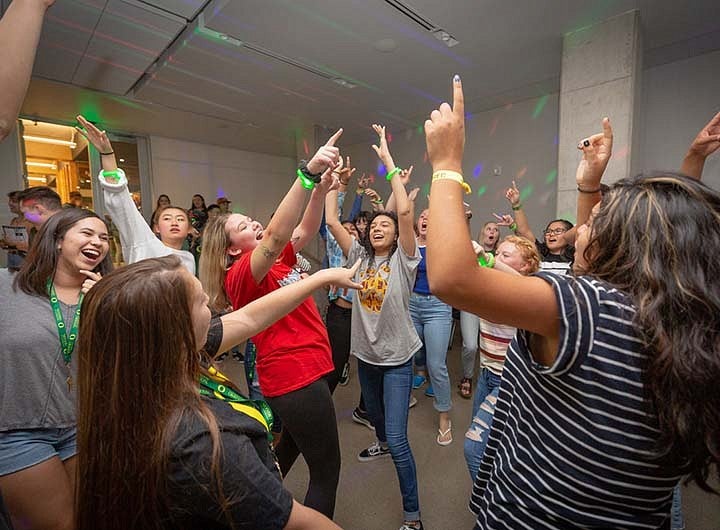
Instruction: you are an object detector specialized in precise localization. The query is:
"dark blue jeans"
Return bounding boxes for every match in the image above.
[358,357,420,521]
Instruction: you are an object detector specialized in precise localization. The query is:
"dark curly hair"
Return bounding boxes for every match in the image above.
[580,172,720,492]
[361,210,399,260]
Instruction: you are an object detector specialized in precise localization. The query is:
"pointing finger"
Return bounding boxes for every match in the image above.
[325,128,343,147]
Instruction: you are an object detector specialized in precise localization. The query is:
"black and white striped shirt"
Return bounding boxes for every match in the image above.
[471,273,681,529]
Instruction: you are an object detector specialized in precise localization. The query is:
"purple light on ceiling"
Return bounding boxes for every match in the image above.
[377,162,387,176]
[401,84,442,104]
[473,163,483,179]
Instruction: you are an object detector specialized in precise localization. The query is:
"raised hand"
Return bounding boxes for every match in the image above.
[314,167,339,195]
[307,129,342,175]
[371,124,393,165]
[493,212,515,227]
[364,188,382,202]
[76,115,113,154]
[505,181,520,207]
[335,156,357,185]
[399,165,414,186]
[407,187,420,202]
[687,111,720,160]
[576,117,613,188]
[424,75,465,173]
[357,173,370,190]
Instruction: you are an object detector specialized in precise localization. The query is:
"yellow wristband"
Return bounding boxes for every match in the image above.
[431,170,471,194]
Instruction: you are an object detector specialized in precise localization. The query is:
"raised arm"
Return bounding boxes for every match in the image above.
[680,111,720,180]
[325,188,353,257]
[251,130,341,282]
[371,125,415,256]
[384,166,413,213]
[564,117,614,244]
[217,261,361,352]
[77,115,167,263]
[504,181,535,242]
[0,0,53,141]
[425,76,558,362]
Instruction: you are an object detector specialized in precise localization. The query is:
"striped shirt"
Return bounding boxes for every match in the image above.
[471,273,680,529]
[478,319,515,376]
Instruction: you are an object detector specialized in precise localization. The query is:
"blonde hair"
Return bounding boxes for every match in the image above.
[199,214,233,312]
[501,235,540,274]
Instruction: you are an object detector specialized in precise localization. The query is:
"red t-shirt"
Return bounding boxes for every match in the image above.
[224,242,333,397]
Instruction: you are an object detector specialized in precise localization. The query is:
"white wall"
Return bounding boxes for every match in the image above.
[341,94,561,238]
[641,49,720,189]
[148,136,327,264]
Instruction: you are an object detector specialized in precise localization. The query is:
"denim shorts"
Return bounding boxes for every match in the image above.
[0,427,77,475]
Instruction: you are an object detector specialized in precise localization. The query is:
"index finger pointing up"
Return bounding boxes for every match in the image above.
[452,74,464,118]
[325,128,344,147]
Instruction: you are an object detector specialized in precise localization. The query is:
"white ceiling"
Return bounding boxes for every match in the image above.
[8,0,720,156]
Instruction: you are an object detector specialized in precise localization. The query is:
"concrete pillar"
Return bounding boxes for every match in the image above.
[556,10,642,220]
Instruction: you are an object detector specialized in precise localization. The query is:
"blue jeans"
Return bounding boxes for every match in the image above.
[409,293,453,412]
[358,358,420,521]
[464,368,502,480]
[671,484,684,529]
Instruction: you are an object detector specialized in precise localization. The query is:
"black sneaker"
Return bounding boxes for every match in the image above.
[358,441,391,462]
[352,407,375,431]
[339,362,350,386]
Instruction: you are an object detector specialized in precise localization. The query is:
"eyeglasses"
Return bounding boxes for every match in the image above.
[544,228,568,236]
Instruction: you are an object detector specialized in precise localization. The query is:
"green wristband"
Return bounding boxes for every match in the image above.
[511,203,522,211]
[102,169,120,178]
[509,222,518,231]
[478,253,495,268]
[386,167,401,181]
[296,168,316,190]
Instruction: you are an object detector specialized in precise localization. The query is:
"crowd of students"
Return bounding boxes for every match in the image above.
[1,2,720,529]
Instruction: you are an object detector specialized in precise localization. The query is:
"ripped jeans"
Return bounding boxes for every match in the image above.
[464,367,502,481]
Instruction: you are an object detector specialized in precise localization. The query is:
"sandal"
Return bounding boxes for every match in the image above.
[437,421,452,446]
[459,377,472,399]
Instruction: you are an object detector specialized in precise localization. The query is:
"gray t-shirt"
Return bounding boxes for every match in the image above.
[347,239,422,366]
[0,269,78,431]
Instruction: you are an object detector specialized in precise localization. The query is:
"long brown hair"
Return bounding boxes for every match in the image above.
[199,213,233,312]
[13,208,113,297]
[581,172,720,491]
[76,256,225,529]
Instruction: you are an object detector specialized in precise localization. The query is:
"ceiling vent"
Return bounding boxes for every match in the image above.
[383,0,459,47]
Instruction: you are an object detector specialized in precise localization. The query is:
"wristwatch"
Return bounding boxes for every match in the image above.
[298,160,323,183]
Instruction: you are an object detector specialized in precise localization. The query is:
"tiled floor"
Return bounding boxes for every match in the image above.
[220,334,720,530]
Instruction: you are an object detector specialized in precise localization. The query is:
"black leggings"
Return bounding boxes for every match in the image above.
[325,302,352,391]
[265,377,340,518]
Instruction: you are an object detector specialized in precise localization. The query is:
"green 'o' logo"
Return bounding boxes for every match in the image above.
[217,385,226,393]
[58,322,65,329]
[69,334,76,340]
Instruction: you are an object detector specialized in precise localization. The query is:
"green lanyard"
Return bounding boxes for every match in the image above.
[47,279,83,390]
[198,373,274,434]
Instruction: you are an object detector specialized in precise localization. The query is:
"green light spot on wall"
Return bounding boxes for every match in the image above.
[417,124,424,134]
[422,182,430,198]
[78,101,101,124]
[532,95,549,119]
[477,185,487,197]
[545,168,558,184]
[519,184,534,202]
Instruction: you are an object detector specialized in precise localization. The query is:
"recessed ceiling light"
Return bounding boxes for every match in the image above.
[332,78,356,89]
[119,158,125,162]
[374,38,398,53]
[431,28,459,47]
